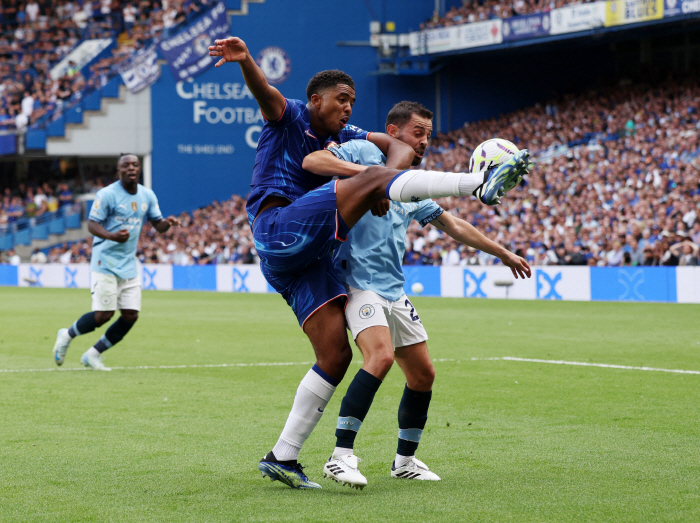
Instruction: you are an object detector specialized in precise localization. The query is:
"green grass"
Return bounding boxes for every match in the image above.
[1,287,699,522]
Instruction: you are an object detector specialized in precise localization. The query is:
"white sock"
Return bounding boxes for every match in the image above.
[332,446,353,458]
[387,170,486,202]
[272,366,337,461]
[87,347,100,357]
[395,454,413,468]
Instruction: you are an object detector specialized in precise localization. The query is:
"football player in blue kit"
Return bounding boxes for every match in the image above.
[302,101,531,489]
[209,37,531,489]
[52,154,180,371]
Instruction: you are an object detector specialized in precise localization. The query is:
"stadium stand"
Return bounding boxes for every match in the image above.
[421,0,595,29]
[0,0,210,132]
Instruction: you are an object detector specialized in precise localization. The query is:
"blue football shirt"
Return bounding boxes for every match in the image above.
[245,98,369,223]
[330,140,444,301]
[88,181,163,279]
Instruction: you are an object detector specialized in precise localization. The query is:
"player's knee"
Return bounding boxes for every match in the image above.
[121,310,139,323]
[372,347,395,375]
[94,311,114,326]
[413,365,435,390]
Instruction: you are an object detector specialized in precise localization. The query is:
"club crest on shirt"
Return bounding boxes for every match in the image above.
[256,46,291,85]
[359,304,375,319]
[141,202,148,212]
[131,201,137,211]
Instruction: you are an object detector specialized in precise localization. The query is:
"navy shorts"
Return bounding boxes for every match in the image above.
[252,181,350,328]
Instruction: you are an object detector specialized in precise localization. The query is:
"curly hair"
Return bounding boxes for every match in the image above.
[386,101,433,130]
[306,70,355,101]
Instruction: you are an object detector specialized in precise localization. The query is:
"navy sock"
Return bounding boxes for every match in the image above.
[335,369,383,449]
[397,385,432,457]
[68,312,97,338]
[93,317,135,353]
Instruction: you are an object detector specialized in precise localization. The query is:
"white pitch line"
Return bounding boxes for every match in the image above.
[1,357,697,375]
[492,357,700,375]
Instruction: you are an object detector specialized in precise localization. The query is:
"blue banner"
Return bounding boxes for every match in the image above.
[158,2,229,80]
[664,0,700,17]
[0,134,16,155]
[590,267,677,302]
[502,12,551,41]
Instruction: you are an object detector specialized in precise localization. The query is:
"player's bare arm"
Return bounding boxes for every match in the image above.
[151,216,181,233]
[367,133,415,169]
[88,219,129,243]
[302,150,366,177]
[430,211,531,279]
[208,36,285,121]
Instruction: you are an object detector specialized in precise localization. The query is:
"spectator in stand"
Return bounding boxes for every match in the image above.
[58,183,73,206]
[670,240,699,266]
[30,247,48,263]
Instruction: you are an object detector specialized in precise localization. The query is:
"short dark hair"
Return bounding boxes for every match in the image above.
[306,70,355,101]
[386,101,433,130]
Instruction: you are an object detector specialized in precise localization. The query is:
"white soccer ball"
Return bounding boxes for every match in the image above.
[469,138,519,173]
[411,282,424,294]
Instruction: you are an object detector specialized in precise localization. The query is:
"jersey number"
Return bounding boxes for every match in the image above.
[405,299,420,322]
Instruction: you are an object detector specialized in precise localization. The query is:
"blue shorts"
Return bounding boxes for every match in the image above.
[252,180,350,328]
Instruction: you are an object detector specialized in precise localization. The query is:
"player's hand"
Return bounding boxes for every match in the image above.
[111,229,130,243]
[371,198,391,217]
[165,216,181,227]
[501,251,531,280]
[209,37,249,67]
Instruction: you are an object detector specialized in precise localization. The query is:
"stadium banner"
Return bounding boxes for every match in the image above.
[604,0,664,26]
[157,1,229,80]
[215,264,269,293]
[502,12,551,41]
[408,19,502,56]
[3,265,700,303]
[590,267,676,302]
[119,44,160,94]
[139,264,173,291]
[550,2,607,34]
[663,0,700,17]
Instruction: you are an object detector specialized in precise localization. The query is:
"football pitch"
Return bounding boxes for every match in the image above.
[1,287,699,522]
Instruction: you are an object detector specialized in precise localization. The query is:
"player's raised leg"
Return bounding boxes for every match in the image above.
[334,150,530,229]
[259,298,353,489]
[53,312,101,365]
[391,342,440,480]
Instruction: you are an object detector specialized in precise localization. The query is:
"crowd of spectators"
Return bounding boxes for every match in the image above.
[421,0,596,29]
[409,76,700,267]
[0,181,76,231]
[0,0,211,132]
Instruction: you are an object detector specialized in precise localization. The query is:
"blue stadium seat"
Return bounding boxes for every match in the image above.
[48,214,66,235]
[31,222,49,241]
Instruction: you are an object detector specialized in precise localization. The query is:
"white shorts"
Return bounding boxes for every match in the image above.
[91,271,142,312]
[344,285,428,349]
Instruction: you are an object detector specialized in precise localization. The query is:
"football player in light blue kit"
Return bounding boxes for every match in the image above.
[52,154,180,370]
[303,102,532,488]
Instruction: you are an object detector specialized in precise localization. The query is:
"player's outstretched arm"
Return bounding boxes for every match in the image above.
[367,133,415,169]
[88,219,129,243]
[302,151,366,177]
[429,212,531,279]
[152,216,181,234]
[208,36,285,121]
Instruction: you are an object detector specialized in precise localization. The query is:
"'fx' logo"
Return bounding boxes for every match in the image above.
[143,268,158,290]
[618,269,644,300]
[536,270,562,300]
[233,268,249,292]
[64,267,78,288]
[464,270,487,298]
[28,267,43,287]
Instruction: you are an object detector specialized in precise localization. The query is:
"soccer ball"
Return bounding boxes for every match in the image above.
[411,282,424,294]
[469,138,519,173]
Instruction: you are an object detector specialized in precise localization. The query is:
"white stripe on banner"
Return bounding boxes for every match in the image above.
[2,357,698,375]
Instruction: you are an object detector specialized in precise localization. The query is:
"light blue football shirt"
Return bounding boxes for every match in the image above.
[330,140,444,301]
[88,181,163,279]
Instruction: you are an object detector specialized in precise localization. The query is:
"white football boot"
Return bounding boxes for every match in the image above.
[322,453,367,490]
[52,328,72,366]
[391,457,441,481]
[80,348,111,371]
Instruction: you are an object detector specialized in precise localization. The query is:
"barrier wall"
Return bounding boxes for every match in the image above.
[1,264,699,304]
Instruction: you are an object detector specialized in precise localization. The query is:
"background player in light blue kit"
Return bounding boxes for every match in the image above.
[52,154,180,371]
[303,101,532,488]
